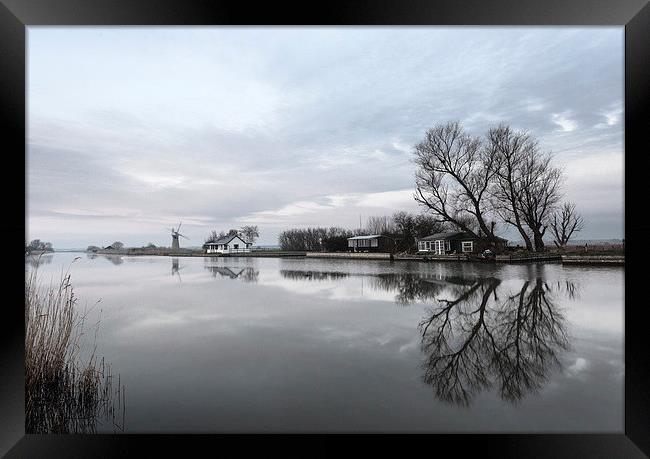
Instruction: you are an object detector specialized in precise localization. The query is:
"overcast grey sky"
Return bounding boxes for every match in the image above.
[27,27,623,248]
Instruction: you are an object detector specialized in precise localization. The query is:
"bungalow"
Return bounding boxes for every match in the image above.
[347,235,394,253]
[205,234,252,254]
[417,231,507,255]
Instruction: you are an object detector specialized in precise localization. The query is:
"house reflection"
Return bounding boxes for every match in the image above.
[84,253,124,265]
[418,270,572,407]
[204,258,259,283]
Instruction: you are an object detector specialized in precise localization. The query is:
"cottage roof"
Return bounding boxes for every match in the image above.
[347,234,385,240]
[206,234,246,245]
[419,231,469,241]
[418,231,508,242]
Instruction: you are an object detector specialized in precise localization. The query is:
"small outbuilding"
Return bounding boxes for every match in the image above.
[417,231,507,255]
[205,235,252,254]
[347,235,394,253]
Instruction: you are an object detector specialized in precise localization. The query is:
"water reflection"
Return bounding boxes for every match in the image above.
[26,253,53,268]
[204,258,259,283]
[171,258,183,282]
[85,253,124,265]
[280,270,349,282]
[419,274,570,406]
[27,253,620,432]
[277,264,575,406]
[279,269,476,306]
[372,273,474,306]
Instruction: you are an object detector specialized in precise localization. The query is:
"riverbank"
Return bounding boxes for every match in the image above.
[561,255,625,265]
[92,249,307,258]
[85,249,624,265]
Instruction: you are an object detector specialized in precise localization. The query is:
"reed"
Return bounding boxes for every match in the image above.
[25,258,124,433]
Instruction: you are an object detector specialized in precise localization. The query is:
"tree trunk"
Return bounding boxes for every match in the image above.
[519,228,534,251]
[533,231,545,252]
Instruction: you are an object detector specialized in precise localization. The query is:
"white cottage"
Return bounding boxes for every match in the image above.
[205,234,252,254]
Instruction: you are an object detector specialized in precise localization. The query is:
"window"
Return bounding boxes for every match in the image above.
[462,241,474,253]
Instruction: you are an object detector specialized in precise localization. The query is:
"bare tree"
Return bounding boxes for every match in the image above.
[414,121,499,241]
[550,202,584,249]
[516,151,562,251]
[392,211,445,253]
[204,230,221,244]
[26,239,54,253]
[487,125,535,251]
[111,241,124,250]
[239,225,260,244]
[366,215,394,235]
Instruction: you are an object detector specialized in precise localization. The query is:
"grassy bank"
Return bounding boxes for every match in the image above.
[25,260,124,433]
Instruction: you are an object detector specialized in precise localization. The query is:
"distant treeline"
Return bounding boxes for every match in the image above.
[278,211,444,252]
[26,239,54,254]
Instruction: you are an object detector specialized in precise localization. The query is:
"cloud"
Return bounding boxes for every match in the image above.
[594,104,623,129]
[551,112,578,132]
[565,357,590,378]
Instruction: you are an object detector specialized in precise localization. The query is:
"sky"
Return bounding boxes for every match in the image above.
[27,27,624,248]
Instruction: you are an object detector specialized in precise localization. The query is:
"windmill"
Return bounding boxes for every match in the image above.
[168,221,189,250]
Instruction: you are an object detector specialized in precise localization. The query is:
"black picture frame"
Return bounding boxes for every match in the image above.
[2,0,648,456]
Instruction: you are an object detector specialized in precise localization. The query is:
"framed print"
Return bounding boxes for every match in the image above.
[2,0,649,456]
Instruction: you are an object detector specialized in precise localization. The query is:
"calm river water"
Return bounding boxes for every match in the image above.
[27,252,624,433]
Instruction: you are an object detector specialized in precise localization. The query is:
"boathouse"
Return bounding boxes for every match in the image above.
[417,231,507,255]
[205,235,252,254]
[347,235,394,252]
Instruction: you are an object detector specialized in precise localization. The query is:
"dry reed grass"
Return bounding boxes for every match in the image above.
[25,256,124,433]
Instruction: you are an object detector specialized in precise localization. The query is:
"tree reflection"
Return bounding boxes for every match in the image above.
[371,273,474,306]
[100,255,123,265]
[419,274,570,406]
[275,263,572,405]
[26,253,53,268]
[280,270,350,282]
[278,269,474,305]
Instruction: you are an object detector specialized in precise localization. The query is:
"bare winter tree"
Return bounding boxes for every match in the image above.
[366,215,394,235]
[204,230,222,244]
[487,125,535,251]
[239,225,260,244]
[414,121,499,241]
[550,202,584,249]
[516,151,563,251]
[391,211,444,252]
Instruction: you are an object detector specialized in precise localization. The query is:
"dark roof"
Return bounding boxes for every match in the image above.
[206,234,246,245]
[418,231,508,242]
[418,231,469,241]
